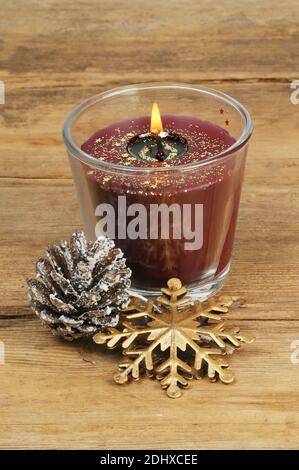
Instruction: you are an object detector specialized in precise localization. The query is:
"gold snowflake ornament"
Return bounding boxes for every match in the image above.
[94,278,255,398]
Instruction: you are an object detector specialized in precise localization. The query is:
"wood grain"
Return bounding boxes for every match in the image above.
[0,0,299,450]
[0,319,298,450]
[1,0,299,77]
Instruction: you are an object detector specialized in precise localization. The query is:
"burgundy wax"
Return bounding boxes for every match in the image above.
[81,115,245,288]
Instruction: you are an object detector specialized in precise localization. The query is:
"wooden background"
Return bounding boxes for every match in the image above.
[1,0,299,450]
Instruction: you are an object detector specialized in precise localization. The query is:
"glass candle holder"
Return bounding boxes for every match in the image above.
[63,83,253,299]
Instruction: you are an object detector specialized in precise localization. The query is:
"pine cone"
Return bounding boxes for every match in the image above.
[27,230,131,340]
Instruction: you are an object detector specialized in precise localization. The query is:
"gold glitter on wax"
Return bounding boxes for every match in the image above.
[87,120,230,169]
[82,118,234,197]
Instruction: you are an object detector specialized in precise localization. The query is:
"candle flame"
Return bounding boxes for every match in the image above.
[150,102,163,134]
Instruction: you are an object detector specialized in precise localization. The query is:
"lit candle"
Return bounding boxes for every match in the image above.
[127,102,188,162]
[64,84,252,297]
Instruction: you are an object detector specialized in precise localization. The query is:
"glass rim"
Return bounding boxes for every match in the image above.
[62,82,253,173]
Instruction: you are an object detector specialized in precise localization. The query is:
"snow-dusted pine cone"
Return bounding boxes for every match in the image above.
[27,230,131,340]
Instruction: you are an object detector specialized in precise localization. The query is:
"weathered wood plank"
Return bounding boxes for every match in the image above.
[0,320,298,449]
[0,83,298,181]
[1,0,298,78]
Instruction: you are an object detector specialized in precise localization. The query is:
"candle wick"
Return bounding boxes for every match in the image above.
[155,135,165,162]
